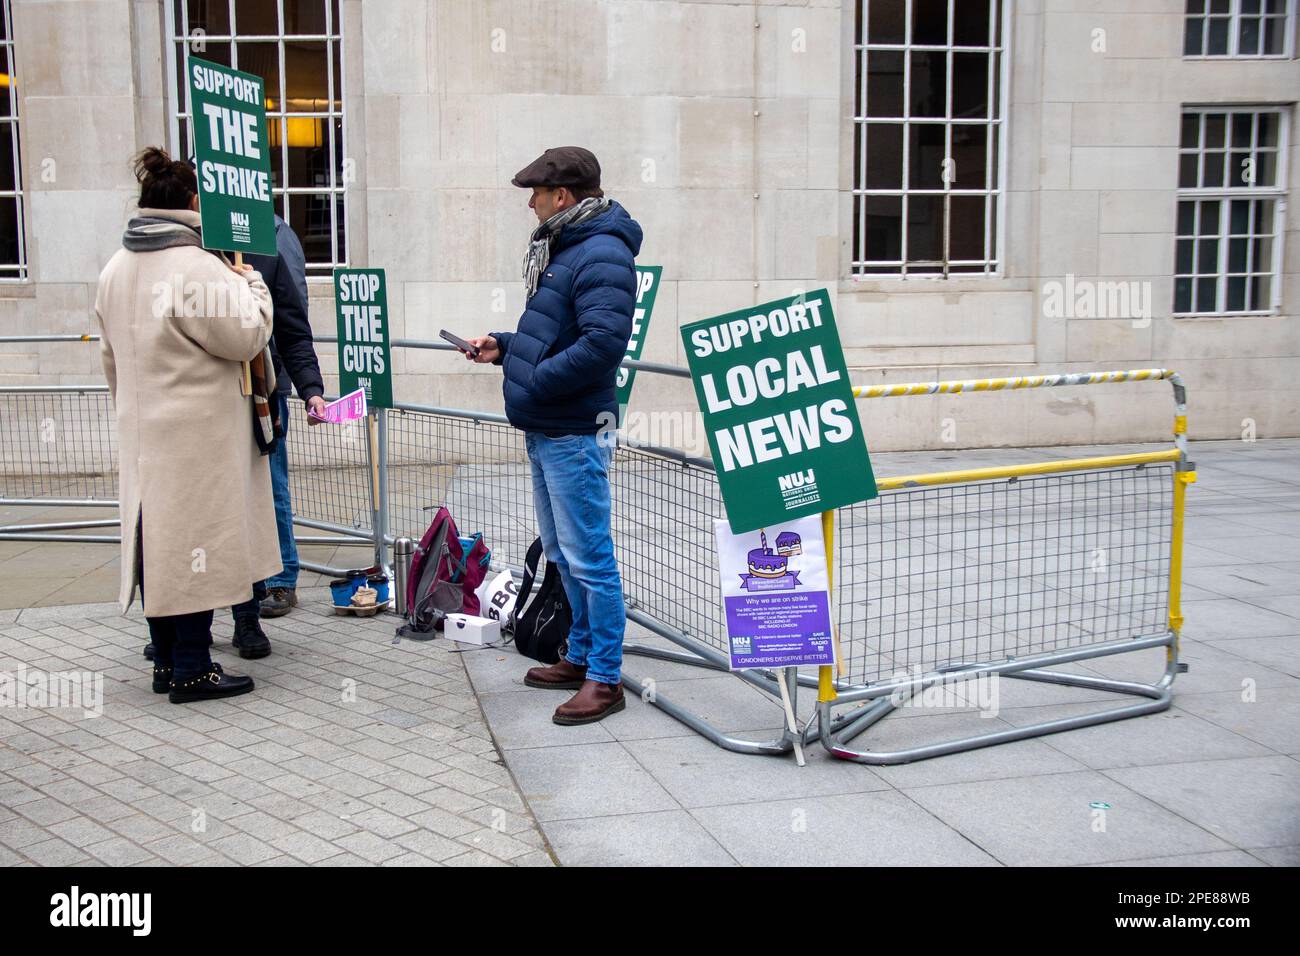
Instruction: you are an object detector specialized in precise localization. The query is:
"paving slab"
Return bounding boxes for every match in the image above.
[1103,755,1300,850]
[1248,845,1300,866]
[542,809,738,866]
[901,770,1235,866]
[1089,850,1268,867]
[622,731,890,808]
[504,742,679,822]
[1172,686,1300,753]
[0,589,553,867]
[1180,598,1300,642]
[995,701,1275,769]
[690,791,1002,867]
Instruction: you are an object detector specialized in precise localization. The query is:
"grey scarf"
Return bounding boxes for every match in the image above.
[522,196,611,299]
[122,215,203,252]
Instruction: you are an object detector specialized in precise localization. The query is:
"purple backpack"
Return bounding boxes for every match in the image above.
[399,507,491,636]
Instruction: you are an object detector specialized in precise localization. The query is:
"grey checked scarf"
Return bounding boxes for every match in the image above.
[122,214,203,253]
[522,196,611,299]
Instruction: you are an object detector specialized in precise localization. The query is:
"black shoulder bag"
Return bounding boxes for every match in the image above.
[510,538,572,664]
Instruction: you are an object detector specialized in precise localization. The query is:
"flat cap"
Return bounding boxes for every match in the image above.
[511,146,601,190]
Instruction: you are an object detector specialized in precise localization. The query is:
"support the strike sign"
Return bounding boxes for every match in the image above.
[187,57,276,256]
[333,268,393,408]
[681,289,877,533]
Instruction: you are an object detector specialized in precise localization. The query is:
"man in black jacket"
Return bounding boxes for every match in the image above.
[239,215,324,631]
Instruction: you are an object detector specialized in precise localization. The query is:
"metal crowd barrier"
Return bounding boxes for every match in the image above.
[811,369,1193,762]
[0,336,1192,764]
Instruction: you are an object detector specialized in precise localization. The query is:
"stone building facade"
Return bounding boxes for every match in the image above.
[2,0,1297,450]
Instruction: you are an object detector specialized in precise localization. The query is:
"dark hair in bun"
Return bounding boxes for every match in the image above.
[133,147,198,210]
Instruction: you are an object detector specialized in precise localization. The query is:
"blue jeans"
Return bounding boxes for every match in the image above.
[525,431,625,686]
[264,392,299,590]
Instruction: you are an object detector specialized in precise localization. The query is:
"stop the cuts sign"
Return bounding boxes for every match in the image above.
[333,268,393,408]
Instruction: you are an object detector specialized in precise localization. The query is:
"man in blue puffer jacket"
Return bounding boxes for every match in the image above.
[468,147,642,726]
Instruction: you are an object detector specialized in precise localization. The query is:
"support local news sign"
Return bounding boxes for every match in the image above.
[681,289,877,533]
[187,57,276,255]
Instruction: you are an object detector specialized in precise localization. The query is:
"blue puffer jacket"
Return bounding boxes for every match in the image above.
[492,202,643,435]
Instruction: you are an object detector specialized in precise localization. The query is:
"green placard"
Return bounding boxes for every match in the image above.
[187,57,276,256]
[333,268,393,408]
[680,289,876,533]
[616,265,663,412]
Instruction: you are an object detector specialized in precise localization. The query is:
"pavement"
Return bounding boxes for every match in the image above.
[1,438,1298,866]
[0,595,554,866]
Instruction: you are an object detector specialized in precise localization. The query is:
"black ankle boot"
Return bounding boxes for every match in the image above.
[168,662,254,704]
[232,615,271,659]
[152,664,173,694]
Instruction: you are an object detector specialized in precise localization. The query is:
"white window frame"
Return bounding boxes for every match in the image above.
[1174,105,1290,317]
[163,0,347,275]
[0,0,26,282]
[1182,0,1296,59]
[850,0,1010,280]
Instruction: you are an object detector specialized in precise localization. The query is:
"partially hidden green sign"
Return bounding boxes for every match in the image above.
[680,289,876,533]
[333,268,393,408]
[187,57,276,255]
[616,265,663,412]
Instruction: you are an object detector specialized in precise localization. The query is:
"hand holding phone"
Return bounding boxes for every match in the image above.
[440,329,480,359]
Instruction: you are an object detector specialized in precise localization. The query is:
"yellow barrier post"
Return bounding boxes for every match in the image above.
[819,508,840,704]
[1168,407,1196,661]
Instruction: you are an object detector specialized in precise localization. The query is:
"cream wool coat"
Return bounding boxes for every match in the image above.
[94,208,282,617]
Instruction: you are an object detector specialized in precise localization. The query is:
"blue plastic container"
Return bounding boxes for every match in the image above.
[329,578,353,607]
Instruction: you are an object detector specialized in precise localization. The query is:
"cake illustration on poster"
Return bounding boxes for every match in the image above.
[715,514,834,671]
[775,531,802,555]
[740,531,802,591]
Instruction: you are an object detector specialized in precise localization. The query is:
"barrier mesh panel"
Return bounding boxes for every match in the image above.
[384,409,533,567]
[835,464,1173,686]
[611,448,727,653]
[285,409,373,536]
[0,391,118,500]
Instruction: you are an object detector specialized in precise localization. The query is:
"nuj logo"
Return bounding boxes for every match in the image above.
[49,886,151,936]
[778,468,815,492]
[231,211,249,228]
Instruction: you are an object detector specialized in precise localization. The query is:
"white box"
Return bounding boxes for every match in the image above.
[444,614,501,646]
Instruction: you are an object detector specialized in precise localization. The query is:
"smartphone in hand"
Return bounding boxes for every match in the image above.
[440,329,480,359]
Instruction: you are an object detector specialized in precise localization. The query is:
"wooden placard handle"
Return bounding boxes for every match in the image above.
[234,252,253,395]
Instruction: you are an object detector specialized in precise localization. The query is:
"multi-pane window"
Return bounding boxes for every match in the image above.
[1175,108,1288,315]
[165,1,345,274]
[1183,0,1294,58]
[0,0,26,279]
[851,0,1005,277]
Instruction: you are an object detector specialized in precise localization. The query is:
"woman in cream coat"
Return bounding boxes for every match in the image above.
[95,148,280,703]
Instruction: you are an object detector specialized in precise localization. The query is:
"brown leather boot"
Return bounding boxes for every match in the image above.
[524,658,588,690]
[553,679,626,725]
